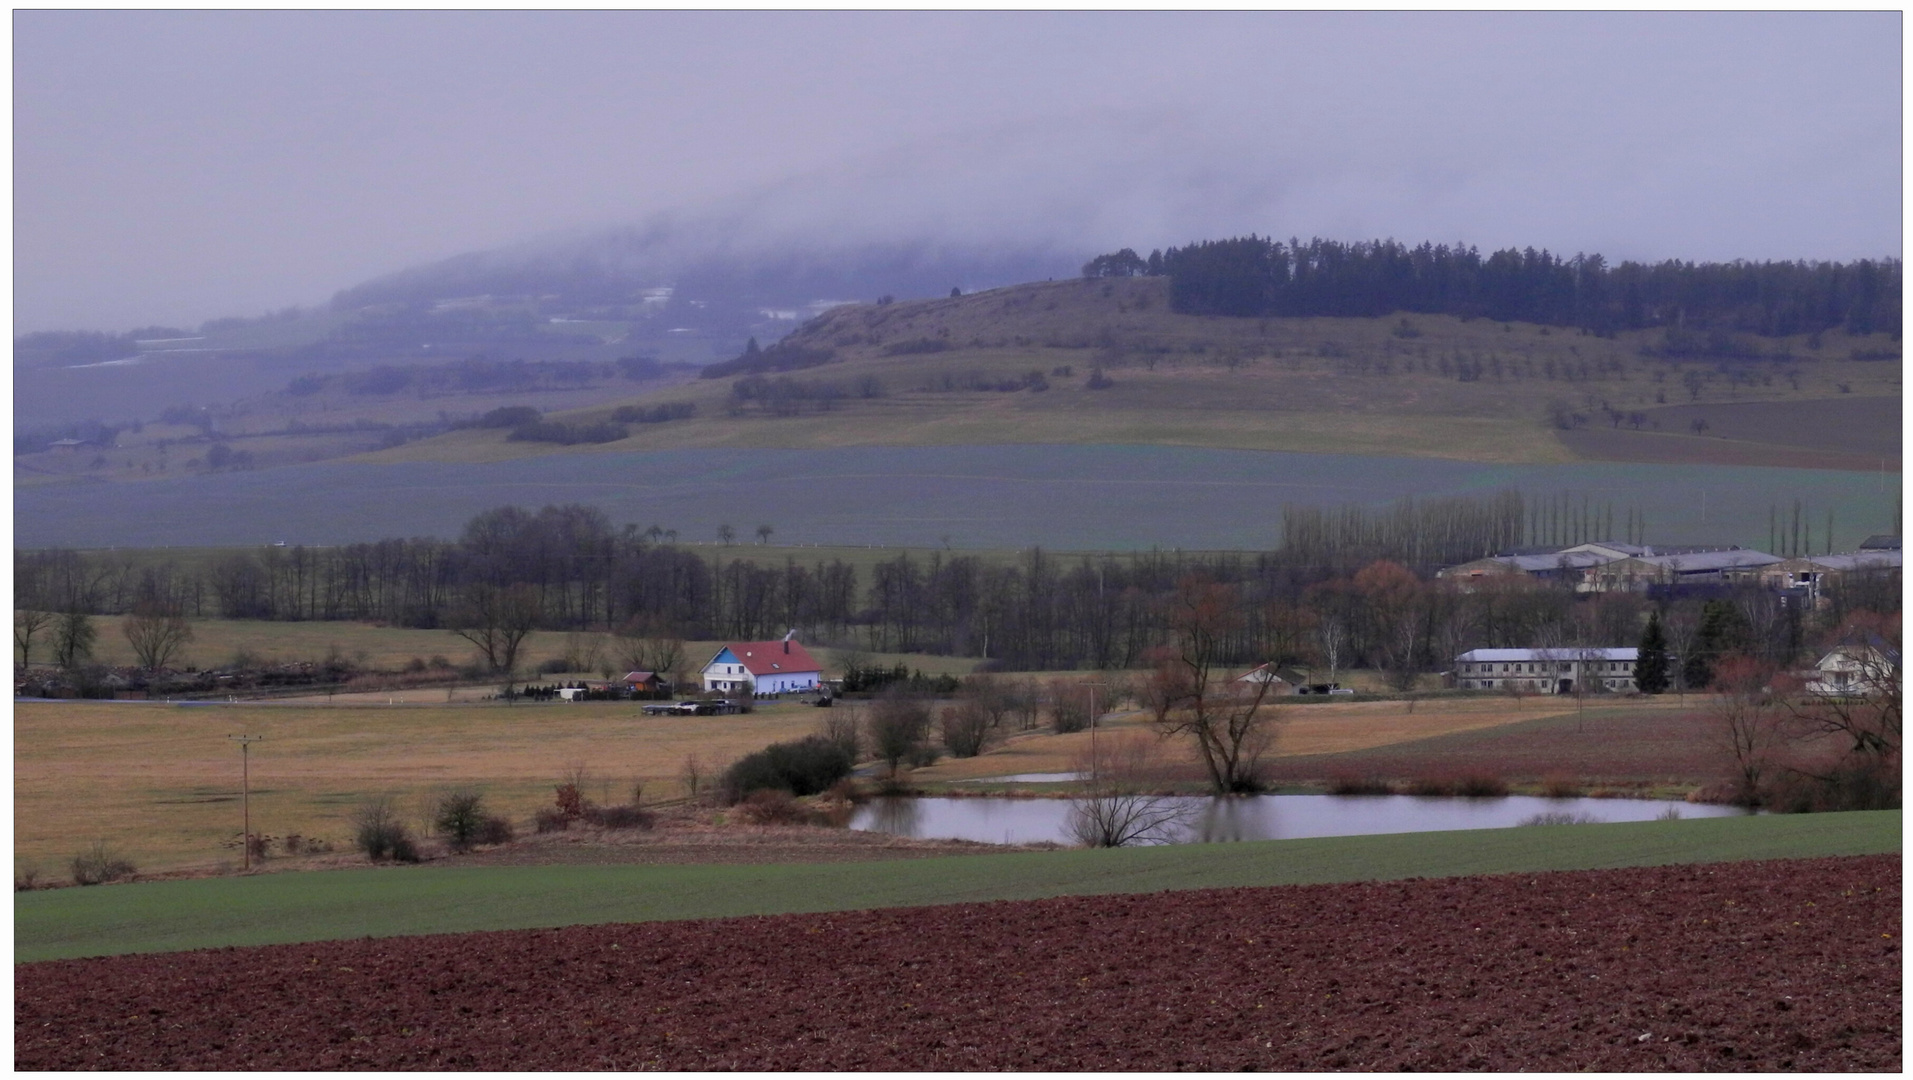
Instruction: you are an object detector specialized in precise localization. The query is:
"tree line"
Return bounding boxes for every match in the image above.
[1084,237,1901,340]
[15,493,1897,682]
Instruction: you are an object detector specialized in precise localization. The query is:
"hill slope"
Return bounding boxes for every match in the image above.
[364,276,1901,469]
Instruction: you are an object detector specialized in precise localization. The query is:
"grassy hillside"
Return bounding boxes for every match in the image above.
[17,811,1899,961]
[360,276,1900,469]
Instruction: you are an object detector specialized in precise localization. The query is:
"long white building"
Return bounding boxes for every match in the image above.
[1453,647,1641,694]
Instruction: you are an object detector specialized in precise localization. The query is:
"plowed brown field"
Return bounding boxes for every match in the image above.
[17,855,1899,1071]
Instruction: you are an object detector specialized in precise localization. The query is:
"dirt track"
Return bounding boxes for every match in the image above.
[16,854,1900,1070]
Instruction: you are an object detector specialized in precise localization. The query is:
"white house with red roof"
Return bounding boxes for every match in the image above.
[700,632,824,694]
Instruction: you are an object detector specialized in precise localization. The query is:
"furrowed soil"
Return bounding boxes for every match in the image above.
[16,854,1897,1071]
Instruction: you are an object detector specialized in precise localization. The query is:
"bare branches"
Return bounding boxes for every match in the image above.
[1067,732,1195,848]
[1149,576,1283,794]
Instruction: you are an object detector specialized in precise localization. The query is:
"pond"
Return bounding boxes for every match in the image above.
[849,793,1749,847]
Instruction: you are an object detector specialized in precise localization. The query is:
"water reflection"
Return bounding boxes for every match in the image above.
[850,794,1747,847]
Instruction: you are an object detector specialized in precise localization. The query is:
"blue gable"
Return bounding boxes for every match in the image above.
[708,647,739,667]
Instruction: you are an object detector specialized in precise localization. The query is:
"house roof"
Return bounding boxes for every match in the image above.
[623,671,662,683]
[705,639,823,677]
[1456,648,1639,663]
[1859,535,1902,551]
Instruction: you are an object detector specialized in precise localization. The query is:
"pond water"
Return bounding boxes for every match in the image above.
[849,793,1749,847]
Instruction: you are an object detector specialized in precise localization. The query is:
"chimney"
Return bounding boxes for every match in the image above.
[784,629,795,653]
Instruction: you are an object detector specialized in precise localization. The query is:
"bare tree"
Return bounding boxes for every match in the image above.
[1067,731,1195,847]
[938,699,997,757]
[864,688,933,777]
[615,619,686,686]
[1710,655,1786,805]
[450,583,542,697]
[15,609,53,668]
[52,610,96,670]
[1660,600,1704,696]
[1045,677,1091,733]
[1150,577,1284,794]
[122,599,194,671]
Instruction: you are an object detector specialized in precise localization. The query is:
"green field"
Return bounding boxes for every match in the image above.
[16,811,1898,962]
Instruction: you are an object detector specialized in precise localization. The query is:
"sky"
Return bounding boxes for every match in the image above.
[13,10,1904,333]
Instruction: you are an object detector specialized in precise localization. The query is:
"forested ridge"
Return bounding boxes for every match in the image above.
[1084,237,1901,341]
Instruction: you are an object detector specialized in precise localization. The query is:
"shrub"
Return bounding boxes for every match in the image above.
[1404,775,1452,797]
[15,864,41,891]
[433,789,487,852]
[1453,772,1509,798]
[583,804,654,830]
[1519,811,1603,826]
[352,797,419,862]
[533,807,570,833]
[723,735,854,802]
[1540,772,1584,799]
[475,815,516,845]
[1327,774,1394,796]
[737,789,815,825]
[70,841,136,886]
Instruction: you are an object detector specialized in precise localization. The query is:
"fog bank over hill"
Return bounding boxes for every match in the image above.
[16,12,1898,333]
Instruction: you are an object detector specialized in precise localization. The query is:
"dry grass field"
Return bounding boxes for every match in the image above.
[12,698,842,878]
[14,681,1652,880]
[906,694,1653,783]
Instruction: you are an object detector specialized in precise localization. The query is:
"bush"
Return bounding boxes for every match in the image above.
[15,864,41,891]
[433,789,487,852]
[1519,811,1603,827]
[1453,772,1509,798]
[475,815,516,845]
[70,841,136,886]
[533,807,570,833]
[737,789,811,825]
[353,797,420,862]
[1540,773,1584,799]
[583,804,654,830]
[1327,774,1394,796]
[723,735,854,802]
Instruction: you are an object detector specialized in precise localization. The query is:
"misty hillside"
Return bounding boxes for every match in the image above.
[13,231,1079,429]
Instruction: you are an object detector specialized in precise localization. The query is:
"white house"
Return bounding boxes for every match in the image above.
[1803,640,1899,698]
[1453,647,1641,694]
[700,632,824,695]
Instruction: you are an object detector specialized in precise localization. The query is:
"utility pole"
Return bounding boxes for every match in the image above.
[228,735,263,870]
[1085,680,1107,783]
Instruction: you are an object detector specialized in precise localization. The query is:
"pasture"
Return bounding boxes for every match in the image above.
[15,812,1900,962]
[13,698,837,877]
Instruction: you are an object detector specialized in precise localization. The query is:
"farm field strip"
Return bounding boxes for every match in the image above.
[20,854,1896,1070]
[17,443,1899,550]
[15,811,1900,962]
[13,693,1584,875]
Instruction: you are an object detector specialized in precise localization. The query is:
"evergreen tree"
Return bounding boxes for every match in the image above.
[1634,610,1670,694]
[1682,600,1750,691]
